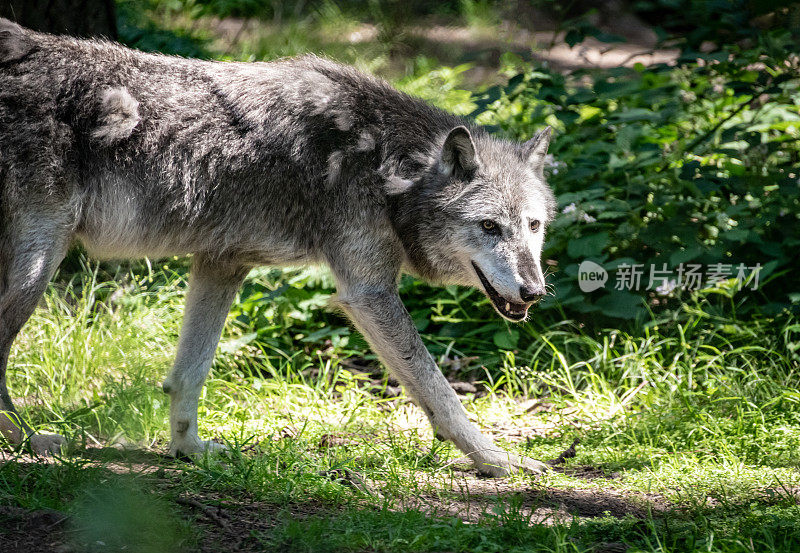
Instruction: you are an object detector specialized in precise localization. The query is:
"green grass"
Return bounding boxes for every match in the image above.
[1,265,798,552]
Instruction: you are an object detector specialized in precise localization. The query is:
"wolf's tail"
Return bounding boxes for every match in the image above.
[0,18,34,64]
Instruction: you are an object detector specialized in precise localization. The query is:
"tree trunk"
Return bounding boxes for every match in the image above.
[0,0,117,39]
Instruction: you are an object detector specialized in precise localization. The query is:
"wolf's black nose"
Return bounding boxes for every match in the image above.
[520,285,544,302]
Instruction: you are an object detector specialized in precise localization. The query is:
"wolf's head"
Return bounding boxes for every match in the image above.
[390,125,556,322]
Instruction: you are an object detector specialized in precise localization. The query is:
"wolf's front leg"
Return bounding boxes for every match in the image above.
[336,287,547,477]
[162,257,247,458]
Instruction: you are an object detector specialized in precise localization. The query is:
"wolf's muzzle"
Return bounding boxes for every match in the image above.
[471,261,530,322]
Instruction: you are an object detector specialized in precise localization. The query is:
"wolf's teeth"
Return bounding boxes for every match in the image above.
[505,302,511,311]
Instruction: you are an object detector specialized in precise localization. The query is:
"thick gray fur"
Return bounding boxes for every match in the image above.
[0,19,556,476]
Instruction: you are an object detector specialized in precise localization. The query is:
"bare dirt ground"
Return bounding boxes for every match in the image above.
[380,22,677,80]
[0,504,70,553]
[410,3,680,74]
[178,472,672,553]
[402,469,672,525]
[210,8,679,87]
[0,445,671,553]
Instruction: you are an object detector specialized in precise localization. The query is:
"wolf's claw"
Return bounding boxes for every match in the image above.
[168,438,227,459]
[474,451,549,477]
[517,455,550,473]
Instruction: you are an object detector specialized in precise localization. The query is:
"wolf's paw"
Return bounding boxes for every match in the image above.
[475,451,549,478]
[168,438,227,459]
[30,433,67,456]
[514,455,550,474]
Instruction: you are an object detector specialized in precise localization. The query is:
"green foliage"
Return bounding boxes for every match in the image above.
[396,59,478,115]
[632,0,800,47]
[474,28,800,321]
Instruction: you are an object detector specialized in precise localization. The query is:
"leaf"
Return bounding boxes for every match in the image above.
[411,310,430,332]
[567,233,610,259]
[721,229,750,242]
[609,108,658,122]
[566,89,595,104]
[220,332,257,354]
[594,291,645,320]
[493,329,520,350]
[670,246,704,266]
[596,211,629,221]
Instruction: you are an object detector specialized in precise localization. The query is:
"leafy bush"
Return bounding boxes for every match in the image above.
[474,27,800,321]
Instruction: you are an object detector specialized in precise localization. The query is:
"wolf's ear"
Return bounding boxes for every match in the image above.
[0,19,33,64]
[522,126,552,169]
[440,126,479,177]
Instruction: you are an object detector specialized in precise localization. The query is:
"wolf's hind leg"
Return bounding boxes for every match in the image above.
[0,217,71,455]
[162,256,247,458]
[335,283,548,477]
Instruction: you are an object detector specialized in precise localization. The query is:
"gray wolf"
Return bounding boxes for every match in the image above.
[0,18,555,476]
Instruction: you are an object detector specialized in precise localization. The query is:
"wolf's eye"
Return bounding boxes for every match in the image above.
[481,220,499,234]
[530,220,541,232]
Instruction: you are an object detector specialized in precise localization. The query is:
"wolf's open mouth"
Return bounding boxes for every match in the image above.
[471,262,529,322]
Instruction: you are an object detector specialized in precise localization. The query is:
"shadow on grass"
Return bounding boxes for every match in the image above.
[0,454,188,552]
[258,499,800,553]
[3,447,800,553]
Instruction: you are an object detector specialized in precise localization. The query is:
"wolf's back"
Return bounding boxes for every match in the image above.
[0,16,477,263]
